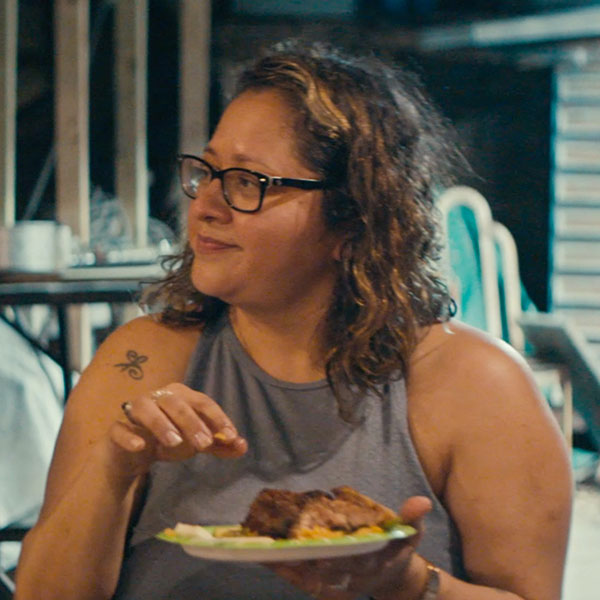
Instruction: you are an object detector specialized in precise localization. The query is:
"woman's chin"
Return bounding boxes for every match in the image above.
[192,273,241,306]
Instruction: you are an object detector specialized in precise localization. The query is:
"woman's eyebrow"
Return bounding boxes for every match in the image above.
[203,146,217,159]
[204,146,274,172]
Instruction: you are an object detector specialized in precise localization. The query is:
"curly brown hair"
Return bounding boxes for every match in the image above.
[143,40,459,412]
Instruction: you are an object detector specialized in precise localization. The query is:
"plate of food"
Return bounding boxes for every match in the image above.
[156,486,417,562]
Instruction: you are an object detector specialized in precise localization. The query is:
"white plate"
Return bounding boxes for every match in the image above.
[156,524,416,562]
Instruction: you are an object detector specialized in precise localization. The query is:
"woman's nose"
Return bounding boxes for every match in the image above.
[188,178,231,221]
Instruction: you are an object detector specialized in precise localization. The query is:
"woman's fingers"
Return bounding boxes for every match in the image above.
[111,420,147,452]
[270,496,433,599]
[272,553,392,600]
[122,388,187,449]
[209,435,248,458]
[150,388,214,451]
[152,384,244,447]
[106,420,163,478]
[398,495,432,524]
[164,383,240,440]
[117,383,247,459]
[398,495,432,547]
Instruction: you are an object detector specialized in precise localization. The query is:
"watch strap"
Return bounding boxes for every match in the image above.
[418,560,441,600]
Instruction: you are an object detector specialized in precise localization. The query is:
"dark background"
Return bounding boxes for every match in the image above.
[15,0,590,309]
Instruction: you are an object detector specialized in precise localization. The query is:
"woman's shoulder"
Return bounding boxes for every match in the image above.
[106,313,203,344]
[89,314,203,383]
[407,319,553,431]
[411,319,532,393]
[406,320,565,497]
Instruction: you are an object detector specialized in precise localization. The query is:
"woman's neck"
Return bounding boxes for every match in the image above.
[228,304,329,383]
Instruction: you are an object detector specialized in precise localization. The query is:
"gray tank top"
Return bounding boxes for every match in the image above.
[115,315,464,599]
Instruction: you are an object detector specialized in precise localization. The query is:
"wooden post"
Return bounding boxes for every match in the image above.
[54,0,92,373]
[0,0,17,227]
[179,0,211,228]
[115,0,148,248]
[54,0,90,242]
[180,0,211,154]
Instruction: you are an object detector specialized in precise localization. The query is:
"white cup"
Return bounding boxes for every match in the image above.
[0,221,73,273]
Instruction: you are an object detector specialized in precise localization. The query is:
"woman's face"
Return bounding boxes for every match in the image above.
[186,89,343,314]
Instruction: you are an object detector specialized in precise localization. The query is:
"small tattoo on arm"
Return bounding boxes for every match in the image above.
[114,350,148,380]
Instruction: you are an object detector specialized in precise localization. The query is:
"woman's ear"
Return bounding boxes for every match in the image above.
[333,239,343,262]
[332,235,349,262]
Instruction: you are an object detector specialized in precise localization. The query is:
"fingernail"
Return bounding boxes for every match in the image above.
[194,431,212,450]
[165,430,183,447]
[219,426,237,441]
[129,437,145,451]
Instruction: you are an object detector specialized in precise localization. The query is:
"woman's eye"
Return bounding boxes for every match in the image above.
[236,173,260,189]
[195,166,212,181]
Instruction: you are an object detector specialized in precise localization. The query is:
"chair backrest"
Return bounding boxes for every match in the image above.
[492,221,526,352]
[437,185,503,339]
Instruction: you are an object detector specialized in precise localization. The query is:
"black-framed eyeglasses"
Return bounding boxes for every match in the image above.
[177,154,326,213]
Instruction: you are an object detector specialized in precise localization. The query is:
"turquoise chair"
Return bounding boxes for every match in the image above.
[437,186,573,443]
[438,186,600,481]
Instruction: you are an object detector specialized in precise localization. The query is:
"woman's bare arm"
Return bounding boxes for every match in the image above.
[14,316,202,600]
[408,321,573,599]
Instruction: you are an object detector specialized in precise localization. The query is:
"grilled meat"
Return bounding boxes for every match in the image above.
[241,485,397,539]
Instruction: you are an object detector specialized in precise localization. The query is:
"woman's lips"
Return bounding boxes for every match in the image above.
[194,234,238,254]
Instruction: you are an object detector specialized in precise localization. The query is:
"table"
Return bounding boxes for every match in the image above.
[0,264,164,396]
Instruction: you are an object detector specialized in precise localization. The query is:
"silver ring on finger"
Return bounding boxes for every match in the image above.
[150,388,173,403]
[121,401,137,425]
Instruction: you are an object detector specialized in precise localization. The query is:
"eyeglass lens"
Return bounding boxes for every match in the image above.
[180,157,263,211]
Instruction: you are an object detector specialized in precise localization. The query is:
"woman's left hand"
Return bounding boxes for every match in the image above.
[268,496,432,599]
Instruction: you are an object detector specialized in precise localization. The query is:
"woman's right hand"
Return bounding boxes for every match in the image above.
[107,382,248,478]
[268,497,433,600]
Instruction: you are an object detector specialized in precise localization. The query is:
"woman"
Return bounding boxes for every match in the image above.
[15,41,571,599]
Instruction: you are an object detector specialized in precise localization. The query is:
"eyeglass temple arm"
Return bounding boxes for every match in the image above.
[271,177,325,189]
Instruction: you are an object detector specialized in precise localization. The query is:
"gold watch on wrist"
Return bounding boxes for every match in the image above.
[417,560,441,600]
[370,557,441,600]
